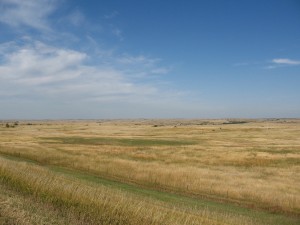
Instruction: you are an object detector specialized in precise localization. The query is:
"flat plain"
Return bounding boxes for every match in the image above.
[0,119,299,225]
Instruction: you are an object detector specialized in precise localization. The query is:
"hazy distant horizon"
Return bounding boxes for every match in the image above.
[1,117,299,121]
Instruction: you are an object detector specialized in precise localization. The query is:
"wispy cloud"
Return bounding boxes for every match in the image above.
[0,40,174,103]
[151,67,172,74]
[115,54,171,76]
[104,10,119,19]
[117,54,160,66]
[0,1,188,119]
[265,58,300,69]
[235,58,300,69]
[112,27,123,41]
[67,9,85,26]
[0,41,86,85]
[0,0,56,31]
[272,58,300,65]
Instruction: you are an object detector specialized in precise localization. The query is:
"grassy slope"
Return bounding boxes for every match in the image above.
[0,183,72,225]
[0,156,259,225]
[0,154,298,225]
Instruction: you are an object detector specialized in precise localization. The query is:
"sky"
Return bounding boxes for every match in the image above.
[0,0,299,119]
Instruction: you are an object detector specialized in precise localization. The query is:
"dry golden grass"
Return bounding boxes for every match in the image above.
[0,119,299,224]
[0,157,259,225]
[0,182,73,225]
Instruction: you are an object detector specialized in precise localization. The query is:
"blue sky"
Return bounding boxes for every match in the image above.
[0,0,299,119]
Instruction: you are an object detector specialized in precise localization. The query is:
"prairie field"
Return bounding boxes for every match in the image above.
[0,119,299,225]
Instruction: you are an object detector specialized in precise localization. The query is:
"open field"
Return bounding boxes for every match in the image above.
[0,119,299,224]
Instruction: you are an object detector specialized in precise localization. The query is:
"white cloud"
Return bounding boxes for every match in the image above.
[265,58,300,69]
[0,41,173,103]
[0,2,189,119]
[0,0,56,31]
[0,41,86,84]
[234,59,300,69]
[272,58,300,65]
